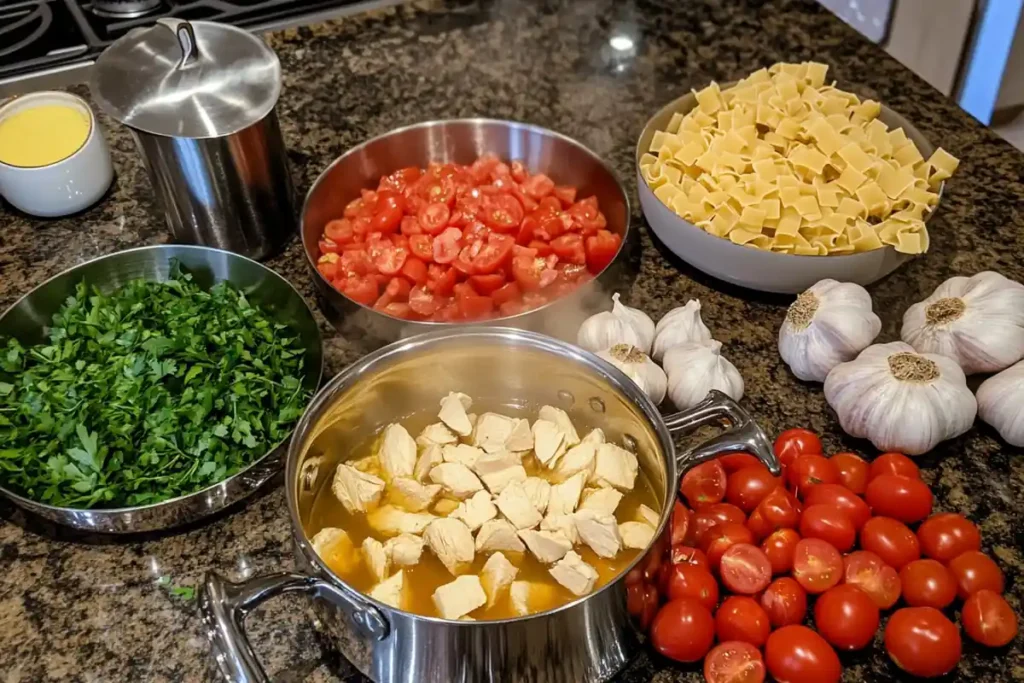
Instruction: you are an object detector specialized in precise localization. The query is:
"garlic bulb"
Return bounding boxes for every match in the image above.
[577,293,655,353]
[823,342,977,455]
[778,279,882,382]
[652,300,713,362]
[596,344,667,404]
[976,360,1024,447]
[901,271,1024,374]
[664,341,744,410]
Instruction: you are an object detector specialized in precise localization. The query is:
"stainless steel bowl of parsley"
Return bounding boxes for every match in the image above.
[0,245,322,533]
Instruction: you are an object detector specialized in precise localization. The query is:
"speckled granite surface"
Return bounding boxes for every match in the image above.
[1,0,1022,681]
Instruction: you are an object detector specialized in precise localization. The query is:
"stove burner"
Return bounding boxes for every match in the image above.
[89,0,164,19]
[0,2,53,59]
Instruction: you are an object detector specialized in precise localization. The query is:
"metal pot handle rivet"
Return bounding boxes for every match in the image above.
[156,18,199,67]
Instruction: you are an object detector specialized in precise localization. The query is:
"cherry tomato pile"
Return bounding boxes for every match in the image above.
[314,155,622,321]
[628,428,1019,683]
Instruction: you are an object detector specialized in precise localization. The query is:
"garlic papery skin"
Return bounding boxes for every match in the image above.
[901,271,1024,375]
[976,360,1024,447]
[778,279,882,382]
[596,344,667,404]
[664,340,744,411]
[652,300,713,362]
[823,342,977,456]
[577,293,655,353]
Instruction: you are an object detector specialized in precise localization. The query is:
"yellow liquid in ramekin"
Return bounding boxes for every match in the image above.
[0,103,91,168]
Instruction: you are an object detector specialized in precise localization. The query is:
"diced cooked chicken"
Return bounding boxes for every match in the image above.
[369,569,404,609]
[367,505,437,537]
[619,521,656,550]
[549,551,598,596]
[433,497,461,515]
[573,509,622,558]
[531,419,565,467]
[429,462,485,499]
[475,519,526,554]
[506,418,534,452]
[581,427,606,446]
[413,444,444,482]
[442,443,484,469]
[509,581,561,616]
[432,575,486,620]
[519,529,573,563]
[350,455,381,474]
[590,443,639,491]
[480,552,518,607]
[384,533,425,567]
[424,518,475,575]
[416,422,458,447]
[538,405,580,446]
[439,392,474,436]
[450,490,498,531]
[550,442,597,483]
[547,472,587,516]
[361,537,391,582]
[332,464,386,514]
[495,481,543,530]
[310,527,359,574]
[579,487,623,515]
[540,513,579,544]
[472,413,515,453]
[522,477,551,514]
[480,465,528,495]
[380,423,417,480]
[472,450,522,477]
[636,503,660,528]
[388,477,442,512]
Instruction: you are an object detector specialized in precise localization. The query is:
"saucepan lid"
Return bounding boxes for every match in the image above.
[91,19,281,139]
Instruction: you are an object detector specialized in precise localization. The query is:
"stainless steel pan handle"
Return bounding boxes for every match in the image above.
[664,390,780,476]
[200,571,389,683]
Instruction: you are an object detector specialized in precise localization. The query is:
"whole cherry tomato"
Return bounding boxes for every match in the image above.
[787,454,839,495]
[726,466,781,513]
[859,516,920,569]
[792,538,843,593]
[701,522,755,571]
[649,598,715,663]
[917,513,981,563]
[899,559,957,609]
[884,607,962,678]
[762,528,801,575]
[719,544,772,595]
[715,596,771,647]
[680,460,727,509]
[773,429,823,468]
[665,564,719,611]
[799,504,857,552]
[869,452,920,480]
[962,589,1019,647]
[842,550,902,609]
[670,500,690,546]
[765,625,842,683]
[831,452,869,494]
[865,474,933,524]
[814,584,880,650]
[626,581,659,631]
[704,641,766,683]
[802,483,871,530]
[718,452,764,474]
[760,577,808,627]
[948,551,1005,599]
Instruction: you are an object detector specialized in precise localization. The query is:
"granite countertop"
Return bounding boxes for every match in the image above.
[1,0,1023,681]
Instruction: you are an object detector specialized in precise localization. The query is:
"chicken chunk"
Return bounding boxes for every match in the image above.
[369,569,405,609]
[416,422,458,447]
[380,423,417,480]
[480,464,528,495]
[538,405,580,446]
[439,392,474,436]
[471,413,515,453]
[531,419,565,467]
[350,454,381,475]
[551,442,597,483]
[442,443,484,469]
[475,519,526,554]
[540,513,579,545]
[480,552,519,607]
[472,450,522,477]
[495,481,543,530]
[573,509,622,558]
[581,427,606,446]
[413,444,444,482]
[506,418,534,452]
[388,477,442,512]
[432,575,486,619]
[509,580,561,616]
[522,477,551,514]
[590,443,639,491]
[579,487,623,515]
[619,521,656,550]
[636,503,660,528]
[429,462,485,500]
[367,505,437,537]
[361,537,391,582]
[332,464,386,514]
[549,551,598,596]
[519,529,573,564]
[310,527,359,575]
[384,533,425,567]
[424,518,475,575]
[547,471,587,516]
[433,497,460,515]
[450,490,498,531]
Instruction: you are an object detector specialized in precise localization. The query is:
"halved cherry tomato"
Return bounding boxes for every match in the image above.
[400,215,422,236]
[701,522,755,571]
[715,596,771,647]
[319,238,341,255]
[814,584,879,651]
[511,254,548,291]
[869,452,920,480]
[962,590,1019,647]
[726,466,780,513]
[481,194,524,232]
[401,257,428,285]
[471,234,515,274]
[917,513,981,563]
[324,218,354,243]
[432,227,462,264]
[799,504,856,552]
[650,598,715,663]
[669,545,709,571]
[831,452,869,494]
[791,538,843,593]
[467,273,504,294]
[842,550,901,609]
[552,185,577,207]
[860,517,920,569]
[761,528,801,575]
[408,234,434,262]
[948,550,1005,599]
[490,282,521,307]
[418,202,451,235]
[803,484,871,530]
[773,428,823,468]
[584,229,621,272]
[522,173,555,199]
[457,294,494,319]
[408,285,439,316]
[760,577,807,627]
[371,205,403,234]
[550,233,586,265]
[428,266,457,296]
[415,175,455,206]
[680,461,727,509]
[704,641,766,683]
[865,474,933,524]
[884,607,961,678]
[719,544,772,595]
[373,243,408,275]
[765,625,841,683]
[899,558,957,609]
[337,275,377,306]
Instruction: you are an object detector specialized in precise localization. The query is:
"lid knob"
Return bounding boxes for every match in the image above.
[157,18,199,68]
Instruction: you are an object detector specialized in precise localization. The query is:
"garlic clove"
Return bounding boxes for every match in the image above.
[611,293,655,353]
[652,300,713,362]
[663,340,744,410]
[595,344,667,404]
[976,360,1024,447]
[577,293,654,353]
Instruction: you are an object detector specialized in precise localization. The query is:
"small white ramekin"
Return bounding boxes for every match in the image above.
[0,91,114,217]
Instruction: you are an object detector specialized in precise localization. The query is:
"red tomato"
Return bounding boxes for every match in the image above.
[760,577,807,627]
[962,590,1019,647]
[467,273,504,294]
[470,233,515,274]
[899,559,957,609]
[719,544,772,595]
[522,173,555,199]
[319,238,341,255]
[373,243,408,275]
[371,205,403,234]
[701,522,755,571]
[765,625,842,683]
[802,484,871,530]
[408,234,433,261]
[669,545,709,571]
[842,550,902,609]
[761,528,800,575]
[324,218,354,243]
[316,253,339,280]
[869,452,920,480]
[415,175,455,206]
[751,487,801,538]
[773,428,823,468]
[550,233,586,265]
[799,504,856,552]
[408,285,440,316]
[787,454,839,495]
[432,227,463,263]
[670,500,690,546]
[490,281,521,306]
[884,607,961,678]
[552,185,577,207]
[865,474,933,524]
[583,230,621,273]
[337,275,378,306]
[718,453,763,473]
[830,452,869,494]
[400,256,428,284]
[860,517,920,569]
[792,538,843,593]
[417,202,451,235]
[665,564,719,611]
[917,513,982,563]
[693,503,746,545]
[457,295,494,319]
[680,461,727,509]
[481,194,525,232]
[649,598,715,663]
[726,467,780,513]
[511,254,552,291]
[704,641,766,683]
[948,551,1005,599]
[626,582,659,632]
[428,265,456,296]
[814,584,880,650]
[715,596,771,647]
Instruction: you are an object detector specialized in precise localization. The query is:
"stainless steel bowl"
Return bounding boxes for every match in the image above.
[301,119,631,345]
[0,245,323,533]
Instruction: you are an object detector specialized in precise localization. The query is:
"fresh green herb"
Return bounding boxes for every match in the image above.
[157,575,195,600]
[0,262,312,509]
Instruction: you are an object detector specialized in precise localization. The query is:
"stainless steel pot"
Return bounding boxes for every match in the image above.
[200,328,779,682]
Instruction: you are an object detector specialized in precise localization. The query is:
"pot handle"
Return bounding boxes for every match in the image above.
[664,390,780,476]
[200,570,389,683]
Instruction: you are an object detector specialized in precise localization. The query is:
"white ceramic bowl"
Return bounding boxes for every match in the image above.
[636,91,941,294]
[0,91,114,217]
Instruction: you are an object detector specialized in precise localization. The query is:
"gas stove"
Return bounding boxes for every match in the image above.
[0,0,396,95]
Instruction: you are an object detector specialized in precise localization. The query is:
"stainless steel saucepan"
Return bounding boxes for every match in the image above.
[200,328,779,682]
